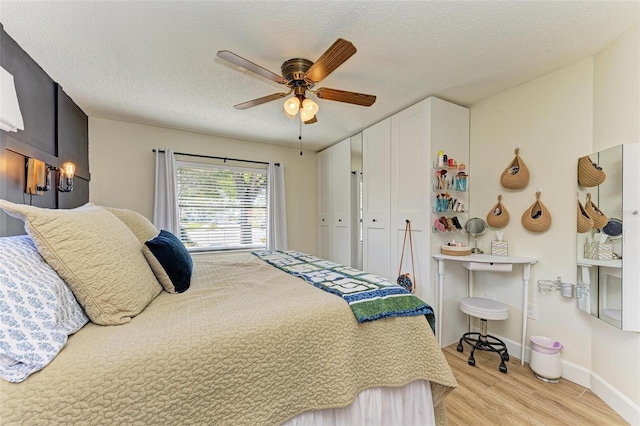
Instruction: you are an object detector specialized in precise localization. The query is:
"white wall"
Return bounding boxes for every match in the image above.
[591,22,640,421]
[469,22,640,423]
[88,118,318,254]
[594,23,639,150]
[469,58,594,369]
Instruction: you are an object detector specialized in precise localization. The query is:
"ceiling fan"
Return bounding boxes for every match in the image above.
[217,38,376,124]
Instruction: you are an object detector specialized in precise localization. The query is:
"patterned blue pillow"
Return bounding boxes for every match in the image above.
[0,235,88,382]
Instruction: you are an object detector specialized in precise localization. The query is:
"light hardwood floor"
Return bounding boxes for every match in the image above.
[442,343,628,425]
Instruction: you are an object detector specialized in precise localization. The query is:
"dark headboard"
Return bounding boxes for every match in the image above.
[0,24,89,236]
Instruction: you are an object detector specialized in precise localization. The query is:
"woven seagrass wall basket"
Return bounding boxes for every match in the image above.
[486,194,509,228]
[522,191,551,233]
[584,193,608,229]
[577,155,606,187]
[577,199,594,233]
[501,148,530,190]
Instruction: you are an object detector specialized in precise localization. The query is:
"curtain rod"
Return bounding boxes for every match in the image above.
[152,149,279,167]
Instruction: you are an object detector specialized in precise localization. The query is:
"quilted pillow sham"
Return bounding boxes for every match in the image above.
[0,200,162,325]
[143,230,193,293]
[104,206,159,243]
[0,235,88,382]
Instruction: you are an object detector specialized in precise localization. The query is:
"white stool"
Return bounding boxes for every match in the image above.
[456,297,510,373]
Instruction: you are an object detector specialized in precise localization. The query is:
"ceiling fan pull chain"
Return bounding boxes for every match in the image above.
[299,119,303,156]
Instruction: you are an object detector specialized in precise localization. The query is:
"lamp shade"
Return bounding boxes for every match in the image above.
[302,98,319,116]
[0,66,24,132]
[283,97,300,115]
[299,108,314,122]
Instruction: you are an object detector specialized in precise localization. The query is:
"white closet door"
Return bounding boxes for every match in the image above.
[317,147,333,260]
[332,138,352,266]
[390,100,430,298]
[362,118,391,280]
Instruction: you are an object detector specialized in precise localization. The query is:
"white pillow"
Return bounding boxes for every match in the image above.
[0,235,89,382]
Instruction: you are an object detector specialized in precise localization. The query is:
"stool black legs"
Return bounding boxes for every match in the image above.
[456,318,509,373]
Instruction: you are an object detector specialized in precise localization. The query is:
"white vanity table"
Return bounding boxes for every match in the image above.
[432,253,538,365]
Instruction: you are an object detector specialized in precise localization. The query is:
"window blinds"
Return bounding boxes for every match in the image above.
[176,161,267,251]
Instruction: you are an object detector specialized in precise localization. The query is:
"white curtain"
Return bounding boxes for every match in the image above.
[153,148,179,236]
[266,161,288,251]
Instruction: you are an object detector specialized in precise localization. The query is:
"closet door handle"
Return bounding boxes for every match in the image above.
[372,219,377,222]
[338,219,342,222]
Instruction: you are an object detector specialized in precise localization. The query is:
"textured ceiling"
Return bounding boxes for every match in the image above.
[1,1,638,152]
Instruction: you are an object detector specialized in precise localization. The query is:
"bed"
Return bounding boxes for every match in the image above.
[0,200,457,425]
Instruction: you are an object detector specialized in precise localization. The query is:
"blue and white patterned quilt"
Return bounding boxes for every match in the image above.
[253,250,435,332]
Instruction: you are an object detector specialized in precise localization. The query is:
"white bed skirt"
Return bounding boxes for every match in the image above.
[284,379,435,426]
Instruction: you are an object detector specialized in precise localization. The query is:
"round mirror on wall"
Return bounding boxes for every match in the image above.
[465,217,487,254]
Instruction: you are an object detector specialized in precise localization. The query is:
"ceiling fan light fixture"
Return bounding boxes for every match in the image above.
[219,38,376,127]
[299,108,314,122]
[283,109,296,120]
[302,98,319,116]
[283,96,300,115]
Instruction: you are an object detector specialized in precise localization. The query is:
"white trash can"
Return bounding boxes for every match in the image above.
[529,336,563,383]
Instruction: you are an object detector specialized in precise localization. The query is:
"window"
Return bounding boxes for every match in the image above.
[176,161,267,251]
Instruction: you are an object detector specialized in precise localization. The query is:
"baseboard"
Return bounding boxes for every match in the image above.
[591,371,640,425]
[468,330,637,423]
[558,358,591,388]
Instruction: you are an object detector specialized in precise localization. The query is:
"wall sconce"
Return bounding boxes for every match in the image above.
[25,159,75,194]
[58,162,75,192]
[25,158,50,195]
[0,66,24,132]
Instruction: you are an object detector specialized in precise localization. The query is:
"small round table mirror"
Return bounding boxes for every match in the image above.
[465,217,488,254]
[601,218,622,259]
[602,218,622,240]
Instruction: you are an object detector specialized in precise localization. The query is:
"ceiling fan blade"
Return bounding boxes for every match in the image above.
[217,50,286,84]
[304,39,357,84]
[304,115,318,125]
[233,93,287,110]
[315,88,376,107]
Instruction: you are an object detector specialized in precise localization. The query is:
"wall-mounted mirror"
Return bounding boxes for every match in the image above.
[577,144,640,331]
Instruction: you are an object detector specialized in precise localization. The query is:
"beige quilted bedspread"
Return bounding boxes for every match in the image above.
[0,252,457,425]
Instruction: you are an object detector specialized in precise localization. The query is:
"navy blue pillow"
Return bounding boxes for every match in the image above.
[143,230,193,293]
